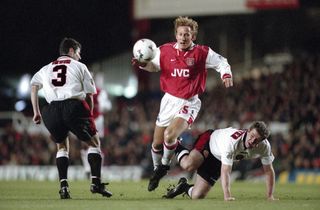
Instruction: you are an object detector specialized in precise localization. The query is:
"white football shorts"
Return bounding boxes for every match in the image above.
[156,93,201,127]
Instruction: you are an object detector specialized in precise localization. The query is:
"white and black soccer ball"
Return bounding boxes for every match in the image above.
[133,38,157,63]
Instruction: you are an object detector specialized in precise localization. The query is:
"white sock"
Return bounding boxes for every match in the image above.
[151,146,162,170]
[56,150,69,158]
[187,186,193,198]
[162,140,178,166]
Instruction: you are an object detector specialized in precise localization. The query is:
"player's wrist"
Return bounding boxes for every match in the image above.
[222,73,232,79]
[131,58,147,68]
[139,62,147,67]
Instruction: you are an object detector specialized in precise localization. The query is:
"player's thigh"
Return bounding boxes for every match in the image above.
[86,133,100,147]
[165,117,189,140]
[198,154,221,183]
[192,174,212,199]
[72,116,96,141]
[64,100,97,141]
[180,149,204,171]
[42,104,68,143]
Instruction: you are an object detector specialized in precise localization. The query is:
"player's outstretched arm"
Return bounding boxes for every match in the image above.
[263,164,279,201]
[220,164,235,201]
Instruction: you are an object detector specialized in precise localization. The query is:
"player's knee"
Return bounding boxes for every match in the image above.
[186,164,197,172]
[86,134,100,147]
[191,192,207,199]
[152,143,163,151]
[191,194,206,199]
[181,161,197,172]
[163,128,177,143]
[57,142,68,151]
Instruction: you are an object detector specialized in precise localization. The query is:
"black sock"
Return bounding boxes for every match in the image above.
[88,153,102,185]
[56,157,69,187]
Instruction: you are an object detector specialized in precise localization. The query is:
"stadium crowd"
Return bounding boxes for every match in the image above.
[0,53,319,177]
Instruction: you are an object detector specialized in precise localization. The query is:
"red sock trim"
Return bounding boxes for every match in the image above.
[151,146,163,154]
[163,140,178,150]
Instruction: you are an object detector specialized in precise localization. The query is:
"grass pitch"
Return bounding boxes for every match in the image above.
[0,180,319,210]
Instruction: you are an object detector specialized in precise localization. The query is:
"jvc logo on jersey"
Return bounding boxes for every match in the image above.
[171,68,189,77]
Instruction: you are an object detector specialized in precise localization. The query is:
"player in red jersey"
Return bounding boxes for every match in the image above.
[81,79,112,179]
[132,16,233,191]
[30,38,112,199]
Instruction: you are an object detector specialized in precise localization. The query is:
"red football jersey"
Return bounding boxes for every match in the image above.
[159,43,209,99]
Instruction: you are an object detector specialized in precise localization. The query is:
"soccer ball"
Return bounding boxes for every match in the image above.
[133,38,157,63]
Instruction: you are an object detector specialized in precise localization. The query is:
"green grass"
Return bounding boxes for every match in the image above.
[0,180,319,210]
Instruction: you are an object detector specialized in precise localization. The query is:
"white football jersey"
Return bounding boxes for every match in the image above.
[209,127,274,166]
[30,56,96,103]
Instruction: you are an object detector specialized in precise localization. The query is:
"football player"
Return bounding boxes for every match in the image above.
[164,121,278,201]
[30,37,112,199]
[132,16,233,192]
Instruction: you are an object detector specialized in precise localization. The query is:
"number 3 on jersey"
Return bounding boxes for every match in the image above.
[52,65,67,86]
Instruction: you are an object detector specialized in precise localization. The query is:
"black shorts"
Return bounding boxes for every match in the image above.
[197,152,221,186]
[42,99,97,143]
[193,129,221,186]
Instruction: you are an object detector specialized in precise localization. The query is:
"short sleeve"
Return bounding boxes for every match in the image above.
[82,65,96,94]
[260,140,275,165]
[30,69,44,89]
[221,143,234,166]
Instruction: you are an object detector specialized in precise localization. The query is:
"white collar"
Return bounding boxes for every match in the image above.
[173,42,196,50]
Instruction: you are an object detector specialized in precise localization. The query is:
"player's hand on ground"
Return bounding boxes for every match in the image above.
[131,58,147,68]
[267,195,279,201]
[33,114,42,124]
[224,196,236,201]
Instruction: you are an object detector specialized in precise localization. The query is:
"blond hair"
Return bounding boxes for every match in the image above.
[174,16,198,38]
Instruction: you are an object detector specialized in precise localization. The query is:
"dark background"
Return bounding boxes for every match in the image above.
[1,0,319,76]
[0,0,320,175]
[0,0,131,76]
[0,0,320,112]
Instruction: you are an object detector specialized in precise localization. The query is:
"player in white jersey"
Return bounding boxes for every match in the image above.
[164,121,278,201]
[30,37,112,199]
[132,16,233,192]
